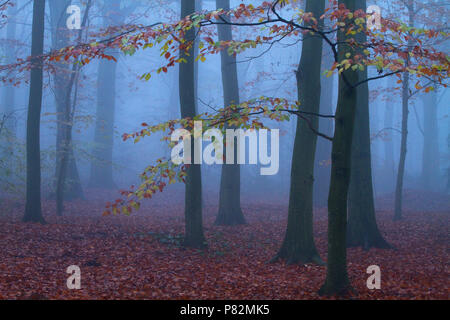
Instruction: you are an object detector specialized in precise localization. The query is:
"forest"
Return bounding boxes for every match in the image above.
[0,0,449,301]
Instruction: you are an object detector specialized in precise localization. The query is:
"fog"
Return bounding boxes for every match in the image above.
[1,0,447,210]
[0,0,448,301]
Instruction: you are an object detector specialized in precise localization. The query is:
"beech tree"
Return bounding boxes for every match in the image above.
[314,44,334,208]
[89,0,139,189]
[215,0,246,226]
[1,1,17,163]
[272,0,325,265]
[26,0,447,296]
[23,0,46,224]
[179,0,206,248]
[49,0,84,201]
[346,0,390,250]
[55,0,93,216]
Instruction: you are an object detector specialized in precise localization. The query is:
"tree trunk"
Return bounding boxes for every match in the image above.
[347,74,390,249]
[89,0,123,189]
[49,0,84,201]
[215,0,245,226]
[394,70,409,221]
[1,2,17,160]
[421,90,439,190]
[393,0,414,221]
[319,0,357,296]
[89,50,118,189]
[314,44,334,207]
[272,0,325,265]
[56,0,91,216]
[23,0,46,224]
[194,0,202,113]
[347,0,391,250]
[180,0,205,248]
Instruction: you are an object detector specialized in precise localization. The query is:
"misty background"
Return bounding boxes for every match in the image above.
[0,0,448,211]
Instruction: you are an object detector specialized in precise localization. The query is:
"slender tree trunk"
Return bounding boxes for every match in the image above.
[215,0,245,226]
[23,0,46,224]
[1,2,17,162]
[394,0,414,221]
[319,0,357,296]
[180,0,205,248]
[56,0,91,216]
[49,0,84,201]
[394,70,409,221]
[347,0,391,250]
[194,0,202,113]
[272,0,325,265]
[421,90,439,190]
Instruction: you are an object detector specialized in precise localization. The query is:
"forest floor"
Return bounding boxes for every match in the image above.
[0,190,448,300]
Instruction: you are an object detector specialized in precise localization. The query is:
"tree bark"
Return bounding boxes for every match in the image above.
[347,0,391,250]
[319,0,357,296]
[314,44,334,207]
[23,0,46,224]
[180,0,206,248]
[272,0,325,265]
[215,0,245,226]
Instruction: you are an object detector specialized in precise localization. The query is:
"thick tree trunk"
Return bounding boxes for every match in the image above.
[180,0,205,248]
[347,74,391,249]
[421,90,440,190]
[319,0,357,296]
[272,0,325,265]
[23,0,46,224]
[314,45,334,207]
[215,0,245,226]
[347,0,391,250]
[49,0,84,201]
